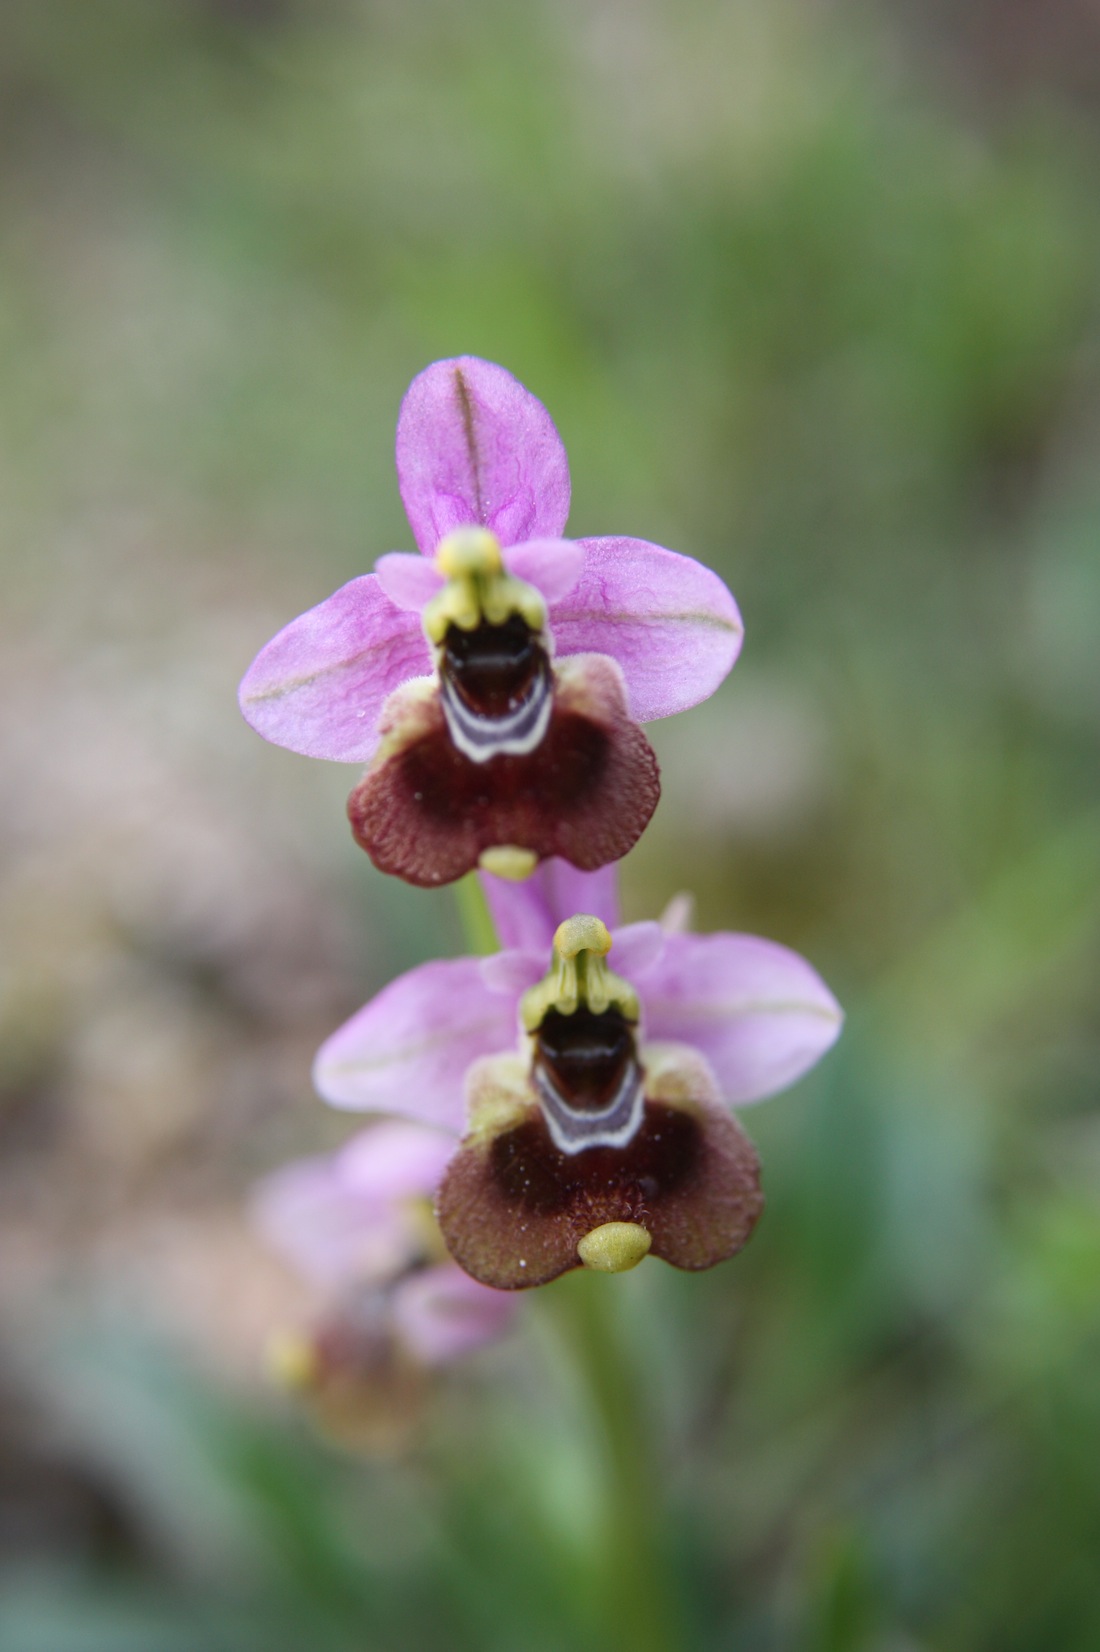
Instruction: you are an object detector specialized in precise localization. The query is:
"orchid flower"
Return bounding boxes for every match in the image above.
[239,358,742,887]
[253,1120,516,1419]
[312,863,842,1290]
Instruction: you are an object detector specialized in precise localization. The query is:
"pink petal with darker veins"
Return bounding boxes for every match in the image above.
[396,358,571,556]
[238,575,430,764]
[313,956,517,1133]
[549,537,743,722]
[641,932,843,1105]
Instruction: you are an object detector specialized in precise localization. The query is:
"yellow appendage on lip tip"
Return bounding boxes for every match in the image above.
[577,1222,652,1273]
[479,846,538,881]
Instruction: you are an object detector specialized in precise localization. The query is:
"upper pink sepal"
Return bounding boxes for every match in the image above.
[396,357,571,555]
[312,956,518,1132]
[642,933,843,1104]
[238,574,431,764]
[549,537,743,721]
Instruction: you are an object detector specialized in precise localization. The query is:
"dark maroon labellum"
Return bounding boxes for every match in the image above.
[437,1086,765,1288]
[348,651,661,887]
[490,1102,700,1216]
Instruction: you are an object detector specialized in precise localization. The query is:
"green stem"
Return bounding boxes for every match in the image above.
[453,871,499,955]
[453,871,678,1645]
[550,1271,680,1652]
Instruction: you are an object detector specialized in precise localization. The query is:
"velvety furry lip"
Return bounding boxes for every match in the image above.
[347,653,661,888]
[435,1091,764,1291]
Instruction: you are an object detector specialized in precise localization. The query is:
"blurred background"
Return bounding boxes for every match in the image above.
[2,1,1099,1647]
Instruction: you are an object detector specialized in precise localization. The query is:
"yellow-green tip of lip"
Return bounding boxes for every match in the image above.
[577,1222,652,1273]
[479,845,538,881]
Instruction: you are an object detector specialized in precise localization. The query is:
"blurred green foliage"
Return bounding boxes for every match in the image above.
[2,0,1099,1648]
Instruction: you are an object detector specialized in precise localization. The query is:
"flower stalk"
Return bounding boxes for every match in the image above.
[453,870,500,957]
[549,1269,681,1652]
[458,863,678,1649]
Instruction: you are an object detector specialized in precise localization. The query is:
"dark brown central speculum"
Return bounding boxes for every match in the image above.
[438,615,553,760]
[489,1101,700,1216]
[532,1004,644,1152]
[535,1007,635,1113]
[441,616,546,717]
